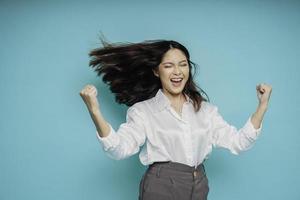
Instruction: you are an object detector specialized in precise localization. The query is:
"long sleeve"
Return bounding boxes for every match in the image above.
[96,106,147,160]
[209,105,263,155]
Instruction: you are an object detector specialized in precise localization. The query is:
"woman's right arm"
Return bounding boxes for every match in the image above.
[79,84,109,136]
[89,108,111,138]
[79,84,146,160]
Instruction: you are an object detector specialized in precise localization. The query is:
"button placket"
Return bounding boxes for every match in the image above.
[183,122,194,165]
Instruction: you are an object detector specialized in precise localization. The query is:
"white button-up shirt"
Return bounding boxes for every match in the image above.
[96,88,263,169]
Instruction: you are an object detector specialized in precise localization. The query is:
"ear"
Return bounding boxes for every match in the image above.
[152,69,159,77]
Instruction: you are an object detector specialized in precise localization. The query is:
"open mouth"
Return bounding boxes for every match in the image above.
[170,78,183,87]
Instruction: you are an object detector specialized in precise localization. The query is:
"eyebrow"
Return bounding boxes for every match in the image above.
[162,60,187,65]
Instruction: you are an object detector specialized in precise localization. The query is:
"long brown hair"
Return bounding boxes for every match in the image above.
[89,35,210,112]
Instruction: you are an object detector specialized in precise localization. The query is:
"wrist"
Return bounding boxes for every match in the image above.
[258,102,268,111]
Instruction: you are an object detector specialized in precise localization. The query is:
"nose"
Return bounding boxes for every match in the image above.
[173,65,182,75]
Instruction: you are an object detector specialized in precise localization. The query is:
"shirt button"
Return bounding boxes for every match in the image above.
[193,171,198,177]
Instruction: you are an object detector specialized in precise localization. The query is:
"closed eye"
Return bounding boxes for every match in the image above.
[164,64,187,68]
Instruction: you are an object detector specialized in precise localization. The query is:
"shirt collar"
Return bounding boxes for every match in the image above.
[153,88,193,113]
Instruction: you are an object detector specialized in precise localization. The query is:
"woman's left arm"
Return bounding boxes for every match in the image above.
[210,83,272,155]
[251,83,273,129]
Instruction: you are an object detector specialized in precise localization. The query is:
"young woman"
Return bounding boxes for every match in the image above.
[79,38,272,200]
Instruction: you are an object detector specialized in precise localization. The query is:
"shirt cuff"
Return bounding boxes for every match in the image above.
[243,116,263,139]
[96,123,120,151]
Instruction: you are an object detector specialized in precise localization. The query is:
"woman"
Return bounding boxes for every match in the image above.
[79,37,272,200]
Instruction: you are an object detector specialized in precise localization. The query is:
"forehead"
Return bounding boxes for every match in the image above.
[161,48,187,62]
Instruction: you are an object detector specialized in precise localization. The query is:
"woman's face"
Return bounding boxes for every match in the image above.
[153,48,189,95]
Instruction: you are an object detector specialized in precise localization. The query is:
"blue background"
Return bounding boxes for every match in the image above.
[1,0,299,199]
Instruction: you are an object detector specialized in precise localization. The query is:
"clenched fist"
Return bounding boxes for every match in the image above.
[79,84,100,113]
[256,83,272,106]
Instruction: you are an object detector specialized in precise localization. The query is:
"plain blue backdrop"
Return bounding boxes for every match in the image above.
[1,0,299,199]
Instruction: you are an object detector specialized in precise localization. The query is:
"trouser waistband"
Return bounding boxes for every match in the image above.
[148,161,206,175]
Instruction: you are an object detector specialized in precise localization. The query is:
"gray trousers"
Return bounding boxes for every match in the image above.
[138,161,209,200]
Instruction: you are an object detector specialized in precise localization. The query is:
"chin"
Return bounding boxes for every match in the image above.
[168,87,184,94]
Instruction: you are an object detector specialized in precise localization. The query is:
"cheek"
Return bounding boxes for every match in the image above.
[160,70,172,79]
[184,69,190,78]
[159,75,170,83]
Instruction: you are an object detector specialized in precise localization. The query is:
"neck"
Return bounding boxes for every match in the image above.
[162,88,187,105]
